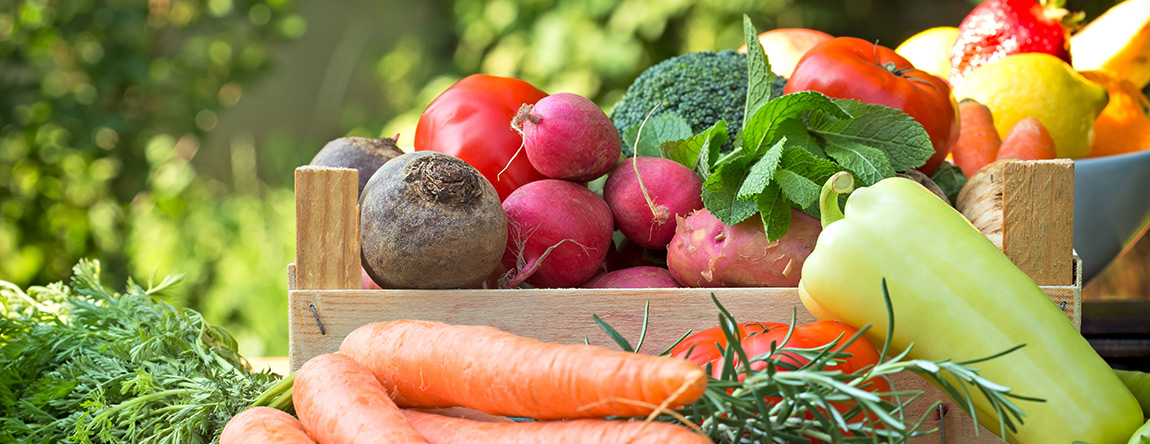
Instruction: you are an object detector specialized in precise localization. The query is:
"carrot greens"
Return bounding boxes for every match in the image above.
[0,260,278,444]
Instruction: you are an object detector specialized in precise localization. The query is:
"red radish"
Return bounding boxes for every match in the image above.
[510,93,622,182]
[500,179,614,288]
[220,407,316,444]
[667,208,821,287]
[604,157,704,250]
[338,319,708,420]
[605,237,666,271]
[293,353,430,444]
[400,409,710,444]
[582,266,679,288]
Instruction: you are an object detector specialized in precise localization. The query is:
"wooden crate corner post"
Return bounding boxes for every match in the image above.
[289,166,360,368]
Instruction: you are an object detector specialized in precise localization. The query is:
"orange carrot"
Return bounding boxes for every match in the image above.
[293,353,430,444]
[220,407,316,444]
[950,99,1001,177]
[401,409,711,444]
[338,320,708,420]
[996,117,1057,161]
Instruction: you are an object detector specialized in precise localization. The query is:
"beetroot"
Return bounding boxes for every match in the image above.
[582,266,679,289]
[603,157,704,250]
[667,208,821,287]
[512,93,621,182]
[360,151,506,289]
[501,179,614,288]
[309,136,404,196]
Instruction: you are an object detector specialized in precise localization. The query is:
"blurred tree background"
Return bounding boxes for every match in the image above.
[0,0,1134,357]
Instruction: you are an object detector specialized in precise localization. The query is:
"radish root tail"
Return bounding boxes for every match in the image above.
[499,103,538,182]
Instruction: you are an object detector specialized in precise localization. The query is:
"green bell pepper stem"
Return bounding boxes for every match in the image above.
[819,171,854,228]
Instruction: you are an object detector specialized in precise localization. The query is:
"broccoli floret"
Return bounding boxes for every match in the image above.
[609,50,788,156]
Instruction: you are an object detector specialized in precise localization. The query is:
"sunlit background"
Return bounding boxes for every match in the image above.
[0,0,1141,357]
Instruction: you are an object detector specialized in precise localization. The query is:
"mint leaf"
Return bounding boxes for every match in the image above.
[780,145,840,183]
[775,169,820,208]
[774,118,825,158]
[736,137,786,200]
[622,112,693,158]
[660,120,729,176]
[742,15,775,135]
[695,120,729,179]
[823,141,895,186]
[757,185,792,242]
[702,156,758,225]
[931,162,968,206]
[741,91,848,157]
[807,99,934,172]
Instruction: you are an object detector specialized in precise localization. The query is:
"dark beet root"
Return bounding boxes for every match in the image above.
[360,151,506,289]
[310,136,405,196]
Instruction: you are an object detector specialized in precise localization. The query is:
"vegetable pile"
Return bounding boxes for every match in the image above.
[224,286,1044,444]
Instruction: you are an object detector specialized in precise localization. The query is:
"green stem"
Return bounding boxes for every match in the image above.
[819,172,854,228]
[251,372,295,410]
[85,389,195,427]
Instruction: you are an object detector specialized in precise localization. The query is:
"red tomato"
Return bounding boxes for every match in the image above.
[675,320,890,440]
[784,37,960,176]
[668,322,786,366]
[414,74,549,200]
[734,321,887,388]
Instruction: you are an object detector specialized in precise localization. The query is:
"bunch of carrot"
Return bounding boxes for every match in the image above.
[950,98,1057,178]
[220,320,711,444]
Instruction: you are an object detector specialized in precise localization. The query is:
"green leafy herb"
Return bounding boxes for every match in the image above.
[692,15,936,241]
[931,162,969,206]
[742,15,777,128]
[701,155,759,225]
[736,138,787,201]
[0,260,279,444]
[661,119,729,178]
[807,99,935,178]
[622,111,693,158]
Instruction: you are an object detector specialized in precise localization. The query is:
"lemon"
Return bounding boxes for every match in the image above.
[952,53,1109,159]
[895,27,958,80]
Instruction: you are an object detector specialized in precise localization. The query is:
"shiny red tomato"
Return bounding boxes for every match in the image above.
[784,37,960,176]
[668,322,786,366]
[414,74,549,200]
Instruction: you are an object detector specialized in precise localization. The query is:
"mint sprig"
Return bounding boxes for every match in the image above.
[623,15,936,242]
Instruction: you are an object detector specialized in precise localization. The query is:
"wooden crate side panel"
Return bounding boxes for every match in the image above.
[288,287,816,371]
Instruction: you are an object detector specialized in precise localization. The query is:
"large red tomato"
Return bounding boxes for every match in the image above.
[785,37,960,176]
[414,74,549,200]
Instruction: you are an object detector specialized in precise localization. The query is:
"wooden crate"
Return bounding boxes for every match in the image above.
[287,162,1081,444]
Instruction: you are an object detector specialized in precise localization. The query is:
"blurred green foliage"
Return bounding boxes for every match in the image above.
[1,0,1129,357]
[0,0,301,355]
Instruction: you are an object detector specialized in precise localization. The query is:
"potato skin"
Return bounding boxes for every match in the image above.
[667,208,820,287]
[360,151,506,289]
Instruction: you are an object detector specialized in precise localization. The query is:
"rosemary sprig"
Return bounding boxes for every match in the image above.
[597,278,1042,443]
